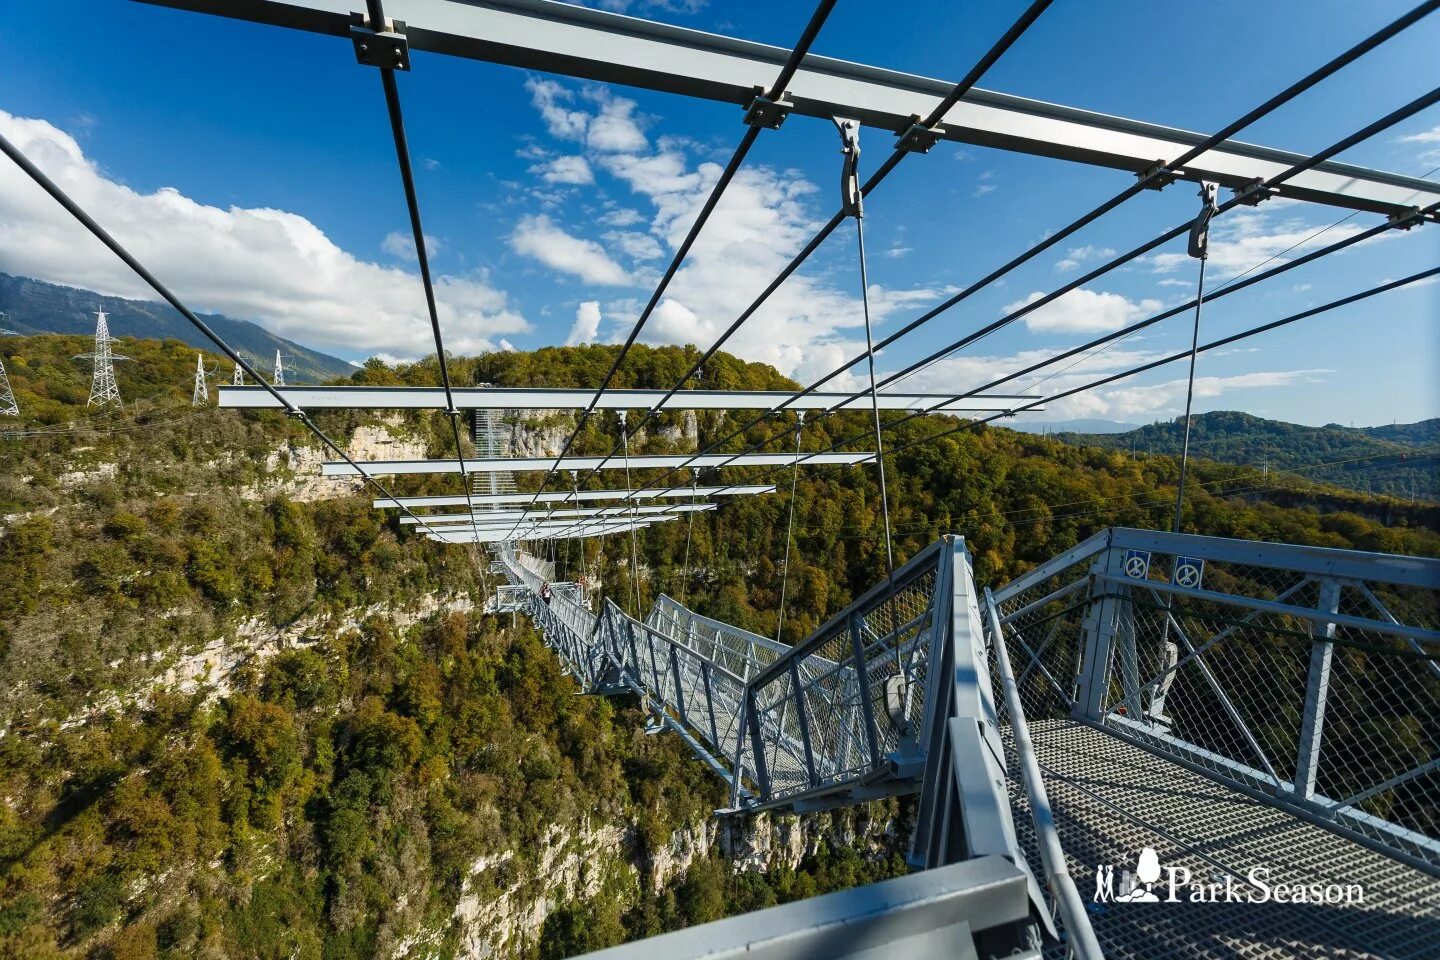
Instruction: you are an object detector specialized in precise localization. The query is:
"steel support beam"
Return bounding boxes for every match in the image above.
[324,452,873,475]
[138,0,1440,213]
[398,503,716,524]
[219,384,1039,412]
[374,484,774,509]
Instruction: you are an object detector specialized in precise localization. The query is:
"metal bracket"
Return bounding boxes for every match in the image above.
[743,90,793,129]
[1136,162,1178,190]
[1386,205,1424,230]
[1187,180,1220,260]
[895,116,942,154]
[1231,178,1277,206]
[350,12,410,71]
[833,117,863,218]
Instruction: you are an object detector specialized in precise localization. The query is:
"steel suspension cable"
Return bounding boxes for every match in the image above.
[365,0,486,547]
[589,1,1438,506]
[0,130,454,544]
[770,88,1440,471]
[774,413,805,643]
[501,0,841,542]
[564,0,1057,501]
[619,411,642,614]
[887,267,1440,460]
[678,468,698,607]
[1172,253,1209,533]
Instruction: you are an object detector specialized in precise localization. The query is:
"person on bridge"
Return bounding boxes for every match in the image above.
[540,582,552,606]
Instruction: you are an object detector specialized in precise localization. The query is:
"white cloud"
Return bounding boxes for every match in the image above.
[973,183,997,198]
[510,214,633,286]
[1055,244,1117,272]
[526,78,589,142]
[1004,288,1163,334]
[566,300,602,345]
[1146,203,1381,279]
[530,155,594,185]
[1397,124,1440,166]
[381,230,439,261]
[883,245,913,259]
[604,230,663,261]
[0,110,528,358]
[514,82,945,380]
[893,345,1331,421]
[583,90,649,153]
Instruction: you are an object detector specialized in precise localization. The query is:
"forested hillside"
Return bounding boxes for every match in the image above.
[1,337,1435,959]
[1056,410,1438,501]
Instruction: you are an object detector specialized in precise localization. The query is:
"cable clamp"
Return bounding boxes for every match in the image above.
[743,89,793,129]
[1386,206,1424,230]
[832,117,863,217]
[350,11,410,71]
[1136,163,1179,190]
[895,116,942,154]
[1231,179,1277,206]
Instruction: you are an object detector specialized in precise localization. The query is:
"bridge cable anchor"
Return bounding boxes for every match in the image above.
[350,10,411,71]
[1135,162,1179,191]
[742,87,793,129]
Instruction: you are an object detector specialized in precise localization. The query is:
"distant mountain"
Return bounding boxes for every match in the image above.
[1012,418,1140,435]
[1055,411,1438,500]
[0,272,354,383]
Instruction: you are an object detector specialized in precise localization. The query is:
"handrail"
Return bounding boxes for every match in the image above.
[984,586,1103,960]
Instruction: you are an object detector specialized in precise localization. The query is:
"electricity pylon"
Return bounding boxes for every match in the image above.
[232,361,243,386]
[74,309,128,409]
[192,352,210,406]
[274,349,286,387]
[0,323,18,417]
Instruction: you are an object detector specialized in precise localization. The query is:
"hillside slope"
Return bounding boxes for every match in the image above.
[1056,410,1438,500]
[0,272,353,383]
[1,341,1435,959]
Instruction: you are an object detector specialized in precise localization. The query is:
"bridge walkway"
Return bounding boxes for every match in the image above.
[1014,720,1437,959]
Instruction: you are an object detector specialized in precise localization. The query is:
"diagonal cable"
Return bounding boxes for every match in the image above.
[599,2,1440,504]
[501,0,842,543]
[559,0,1057,505]
[0,129,456,543]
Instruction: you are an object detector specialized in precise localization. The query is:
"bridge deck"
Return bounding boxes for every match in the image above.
[1017,721,1437,959]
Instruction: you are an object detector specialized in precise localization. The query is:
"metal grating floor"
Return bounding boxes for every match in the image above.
[1011,721,1439,959]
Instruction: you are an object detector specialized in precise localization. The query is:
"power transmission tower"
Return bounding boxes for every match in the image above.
[232,361,243,386]
[0,321,18,417]
[274,349,286,387]
[74,309,128,409]
[192,352,210,406]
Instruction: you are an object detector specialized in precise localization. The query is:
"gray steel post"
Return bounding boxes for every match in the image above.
[1296,577,1341,801]
[790,660,819,786]
[847,612,884,767]
[701,662,721,750]
[1075,543,1128,721]
[670,645,688,725]
[745,690,772,798]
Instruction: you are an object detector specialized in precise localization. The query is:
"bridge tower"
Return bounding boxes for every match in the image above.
[75,309,128,409]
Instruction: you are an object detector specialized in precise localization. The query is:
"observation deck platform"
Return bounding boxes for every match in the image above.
[1021,721,1438,959]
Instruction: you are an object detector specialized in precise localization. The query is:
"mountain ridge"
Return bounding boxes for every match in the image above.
[0,271,354,383]
[1055,410,1438,500]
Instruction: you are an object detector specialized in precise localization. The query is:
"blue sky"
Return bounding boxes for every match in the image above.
[1,0,1436,427]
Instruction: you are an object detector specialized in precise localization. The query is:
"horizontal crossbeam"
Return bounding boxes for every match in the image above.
[325,452,874,476]
[219,385,1039,412]
[139,0,1440,213]
[424,517,668,542]
[373,484,775,510]
[400,503,716,524]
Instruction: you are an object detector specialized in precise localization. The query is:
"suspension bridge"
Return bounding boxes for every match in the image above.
[4,1,1437,957]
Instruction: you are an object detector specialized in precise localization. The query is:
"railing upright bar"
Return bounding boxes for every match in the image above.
[790,660,819,786]
[985,588,1103,960]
